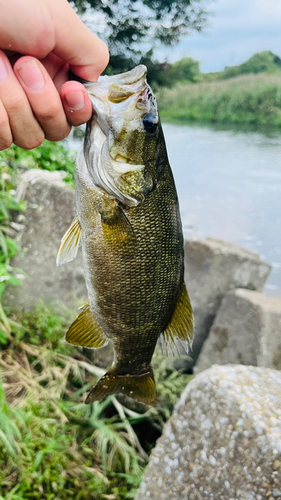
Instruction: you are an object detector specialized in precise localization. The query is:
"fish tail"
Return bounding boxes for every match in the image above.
[85,365,156,405]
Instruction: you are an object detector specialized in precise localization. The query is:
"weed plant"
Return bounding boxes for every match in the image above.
[0,301,192,499]
[0,142,75,185]
[0,302,144,499]
[157,73,281,127]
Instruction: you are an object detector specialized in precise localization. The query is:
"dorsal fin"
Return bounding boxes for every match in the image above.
[160,282,194,356]
[56,216,81,266]
[66,303,108,349]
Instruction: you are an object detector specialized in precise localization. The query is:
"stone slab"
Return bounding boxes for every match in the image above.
[3,170,87,310]
[135,364,281,500]
[195,288,281,373]
[183,237,271,369]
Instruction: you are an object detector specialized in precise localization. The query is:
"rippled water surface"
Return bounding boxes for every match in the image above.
[163,123,281,297]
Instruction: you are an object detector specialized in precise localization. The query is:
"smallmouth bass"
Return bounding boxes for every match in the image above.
[57,65,194,405]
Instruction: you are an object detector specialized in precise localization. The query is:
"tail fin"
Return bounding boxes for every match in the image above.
[85,366,156,405]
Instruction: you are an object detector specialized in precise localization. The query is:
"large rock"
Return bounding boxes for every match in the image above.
[3,170,87,310]
[135,365,281,500]
[195,289,281,373]
[183,237,271,369]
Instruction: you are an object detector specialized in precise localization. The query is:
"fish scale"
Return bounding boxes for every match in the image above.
[57,65,194,405]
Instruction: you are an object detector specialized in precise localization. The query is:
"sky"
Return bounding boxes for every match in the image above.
[158,0,281,73]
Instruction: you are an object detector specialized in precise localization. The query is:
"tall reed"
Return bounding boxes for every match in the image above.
[157,73,281,127]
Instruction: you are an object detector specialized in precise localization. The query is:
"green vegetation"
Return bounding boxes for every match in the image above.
[157,68,281,127]
[196,50,281,83]
[149,57,201,88]
[1,142,76,185]
[0,302,192,499]
[0,153,25,341]
[143,49,281,90]
[221,51,281,80]
[0,141,193,499]
[71,0,208,81]
[0,302,144,500]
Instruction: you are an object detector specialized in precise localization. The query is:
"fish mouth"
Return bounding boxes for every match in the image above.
[84,65,148,114]
[98,65,147,86]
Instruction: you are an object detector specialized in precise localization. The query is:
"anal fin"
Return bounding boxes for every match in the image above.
[161,282,194,356]
[85,365,156,405]
[66,303,108,349]
[57,216,81,266]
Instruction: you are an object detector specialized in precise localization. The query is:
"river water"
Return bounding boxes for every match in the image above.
[67,122,281,297]
[163,123,281,297]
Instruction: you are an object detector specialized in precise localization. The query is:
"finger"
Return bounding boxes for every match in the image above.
[1,0,109,81]
[0,50,45,149]
[0,99,13,151]
[14,56,71,142]
[60,81,93,127]
[30,52,69,92]
[51,1,109,81]
[31,54,93,126]
[40,52,66,82]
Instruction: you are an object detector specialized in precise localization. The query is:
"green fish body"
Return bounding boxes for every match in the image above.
[57,65,193,405]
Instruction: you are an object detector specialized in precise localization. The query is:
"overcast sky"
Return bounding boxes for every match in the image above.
[159,0,281,73]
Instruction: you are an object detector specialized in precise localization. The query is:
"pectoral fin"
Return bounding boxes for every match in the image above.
[66,303,108,349]
[101,205,137,250]
[160,282,194,356]
[56,216,81,266]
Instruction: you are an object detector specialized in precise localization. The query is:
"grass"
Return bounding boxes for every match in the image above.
[157,73,281,127]
[0,303,138,500]
[0,142,75,185]
[0,302,192,499]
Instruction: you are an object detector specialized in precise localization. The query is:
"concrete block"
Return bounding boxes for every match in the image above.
[135,364,281,500]
[3,170,87,310]
[184,237,271,368]
[195,288,281,373]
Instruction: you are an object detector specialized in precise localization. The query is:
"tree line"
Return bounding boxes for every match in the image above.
[70,0,209,85]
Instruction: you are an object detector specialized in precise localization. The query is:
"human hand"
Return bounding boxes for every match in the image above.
[0,0,109,150]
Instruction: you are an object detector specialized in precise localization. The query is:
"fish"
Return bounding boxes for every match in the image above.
[57,65,194,405]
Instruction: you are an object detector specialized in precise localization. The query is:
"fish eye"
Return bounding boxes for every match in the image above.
[142,113,158,134]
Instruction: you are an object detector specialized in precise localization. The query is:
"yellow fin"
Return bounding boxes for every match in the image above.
[85,365,156,405]
[101,205,137,250]
[161,282,194,356]
[56,216,81,266]
[66,303,108,349]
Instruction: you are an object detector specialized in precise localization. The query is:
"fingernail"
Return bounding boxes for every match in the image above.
[17,60,45,91]
[0,56,8,81]
[65,90,85,111]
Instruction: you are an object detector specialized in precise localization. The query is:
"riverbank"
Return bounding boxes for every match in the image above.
[156,73,281,127]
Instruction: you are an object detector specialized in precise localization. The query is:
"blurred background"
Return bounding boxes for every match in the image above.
[1,1,281,498]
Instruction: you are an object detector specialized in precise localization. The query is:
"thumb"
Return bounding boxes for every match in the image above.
[52,0,109,81]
